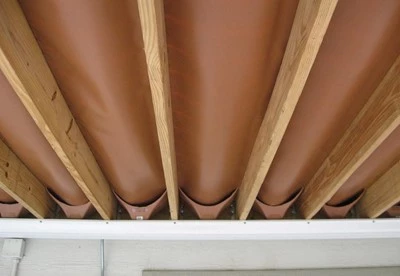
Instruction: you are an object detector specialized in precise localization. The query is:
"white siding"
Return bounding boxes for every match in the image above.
[1,238,400,276]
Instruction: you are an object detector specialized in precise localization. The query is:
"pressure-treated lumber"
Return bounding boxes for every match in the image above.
[0,0,115,219]
[236,0,338,220]
[0,138,55,218]
[357,159,400,218]
[138,0,179,219]
[298,55,400,219]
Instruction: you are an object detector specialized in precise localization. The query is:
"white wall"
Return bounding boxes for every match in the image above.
[145,269,400,276]
[1,238,400,276]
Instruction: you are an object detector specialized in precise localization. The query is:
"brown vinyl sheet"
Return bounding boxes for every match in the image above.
[258,0,400,206]
[165,0,299,205]
[20,0,165,205]
[0,71,87,206]
[328,126,400,206]
[0,189,14,203]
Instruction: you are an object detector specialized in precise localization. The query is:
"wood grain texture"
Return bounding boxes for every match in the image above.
[236,0,338,220]
[0,0,115,219]
[138,0,179,219]
[298,55,400,219]
[357,159,400,218]
[0,139,55,218]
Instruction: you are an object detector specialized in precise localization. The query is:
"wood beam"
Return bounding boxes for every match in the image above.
[236,0,338,220]
[298,55,400,219]
[137,0,179,219]
[0,138,55,218]
[357,159,400,218]
[0,0,116,219]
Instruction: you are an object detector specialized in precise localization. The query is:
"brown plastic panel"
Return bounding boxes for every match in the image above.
[322,190,364,219]
[115,191,167,220]
[329,126,400,206]
[0,70,87,206]
[180,189,236,220]
[387,203,400,217]
[165,0,298,206]
[20,0,166,206]
[254,189,302,219]
[49,193,94,219]
[0,202,28,218]
[258,0,400,206]
[0,189,14,203]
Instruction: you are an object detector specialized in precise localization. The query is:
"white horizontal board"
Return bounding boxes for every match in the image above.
[1,219,400,240]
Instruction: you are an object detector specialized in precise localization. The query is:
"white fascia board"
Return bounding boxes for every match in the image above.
[0,219,399,240]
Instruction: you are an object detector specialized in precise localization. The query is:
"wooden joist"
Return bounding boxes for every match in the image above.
[0,138,55,218]
[357,159,400,218]
[298,55,400,219]
[138,0,179,219]
[236,0,338,220]
[0,0,116,219]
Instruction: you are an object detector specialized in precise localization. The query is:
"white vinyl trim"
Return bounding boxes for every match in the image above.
[0,219,399,240]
